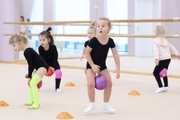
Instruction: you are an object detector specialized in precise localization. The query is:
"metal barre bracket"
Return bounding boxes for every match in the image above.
[172,34,179,38]
[173,17,180,21]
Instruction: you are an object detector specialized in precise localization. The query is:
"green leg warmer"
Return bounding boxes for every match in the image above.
[27,86,34,105]
[27,71,35,105]
[29,74,41,108]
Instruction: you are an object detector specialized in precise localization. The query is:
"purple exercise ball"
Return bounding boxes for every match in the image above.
[95,75,108,90]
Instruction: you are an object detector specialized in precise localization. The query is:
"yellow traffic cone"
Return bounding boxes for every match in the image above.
[65,82,75,87]
[56,112,74,119]
[0,100,9,107]
[128,90,140,96]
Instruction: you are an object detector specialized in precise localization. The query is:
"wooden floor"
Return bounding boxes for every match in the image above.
[0,57,180,120]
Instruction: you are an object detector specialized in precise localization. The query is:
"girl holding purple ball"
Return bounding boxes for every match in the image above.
[84,17,120,113]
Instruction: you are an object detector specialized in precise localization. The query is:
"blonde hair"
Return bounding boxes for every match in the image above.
[9,31,28,45]
[155,25,167,38]
[98,17,112,29]
[88,26,96,33]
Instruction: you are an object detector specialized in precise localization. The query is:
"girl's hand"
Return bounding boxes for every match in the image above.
[25,74,28,79]
[113,69,120,79]
[50,67,55,72]
[177,55,180,60]
[92,64,100,73]
[80,56,83,61]
[27,78,31,86]
[154,59,159,66]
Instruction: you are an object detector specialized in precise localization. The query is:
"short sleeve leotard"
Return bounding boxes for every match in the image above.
[24,47,48,78]
[86,37,115,71]
[84,40,89,47]
[38,44,60,70]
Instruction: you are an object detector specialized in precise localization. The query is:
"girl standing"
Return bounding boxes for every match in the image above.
[153,25,180,93]
[80,25,96,60]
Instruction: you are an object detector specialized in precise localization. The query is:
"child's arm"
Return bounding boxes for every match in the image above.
[80,47,86,60]
[153,41,160,60]
[52,45,58,70]
[38,46,43,56]
[153,41,160,65]
[111,47,120,79]
[24,49,34,78]
[85,46,100,73]
[168,42,180,59]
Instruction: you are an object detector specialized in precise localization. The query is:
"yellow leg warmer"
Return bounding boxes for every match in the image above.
[29,74,41,108]
[27,71,35,105]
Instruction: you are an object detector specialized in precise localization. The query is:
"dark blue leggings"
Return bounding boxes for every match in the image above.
[153,59,171,87]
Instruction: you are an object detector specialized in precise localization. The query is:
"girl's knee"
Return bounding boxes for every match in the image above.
[153,70,158,76]
[87,81,95,89]
[30,81,36,87]
[107,80,112,87]
[153,71,159,77]
[55,69,62,79]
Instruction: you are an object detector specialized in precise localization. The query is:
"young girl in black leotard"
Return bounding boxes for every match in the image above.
[80,25,96,61]
[38,27,62,92]
[84,17,120,113]
[9,31,48,109]
[80,25,96,75]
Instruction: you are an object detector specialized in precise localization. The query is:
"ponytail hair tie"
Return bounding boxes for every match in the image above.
[46,27,52,33]
[91,22,96,27]
[17,30,26,35]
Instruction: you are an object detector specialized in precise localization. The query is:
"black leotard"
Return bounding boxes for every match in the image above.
[24,47,48,78]
[38,44,60,70]
[84,40,89,47]
[86,37,115,71]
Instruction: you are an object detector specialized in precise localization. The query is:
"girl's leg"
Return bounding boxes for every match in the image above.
[153,59,169,93]
[55,78,61,92]
[153,66,163,87]
[84,67,86,75]
[55,69,62,92]
[28,67,47,109]
[27,86,33,106]
[84,68,87,85]
[29,74,41,109]
[100,69,112,102]
[26,71,36,106]
[153,66,164,93]
[84,69,96,113]
[100,69,115,112]
[163,59,171,91]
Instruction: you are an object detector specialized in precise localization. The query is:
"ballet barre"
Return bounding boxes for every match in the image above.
[3,34,180,38]
[4,18,180,25]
